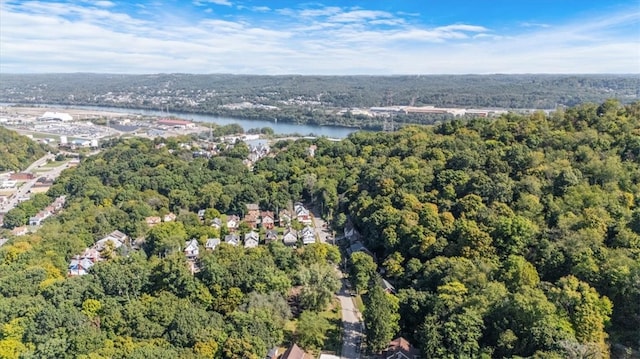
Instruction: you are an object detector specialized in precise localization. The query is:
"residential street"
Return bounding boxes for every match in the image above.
[1,153,54,213]
[338,279,364,359]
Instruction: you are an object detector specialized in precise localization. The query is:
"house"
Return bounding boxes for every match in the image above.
[210,217,222,229]
[244,231,259,248]
[68,257,95,276]
[281,343,313,359]
[381,278,396,294]
[205,238,221,251]
[348,241,373,256]
[184,239,200,259]
[225,233,240,246]
[294,202,312,224]
[197,209,206,219]
[29,216,44,226]
[11,226,28,236]
[381,337,420,359]
[301,225,316,245]
[307,144,317,157]
[279,209,293,226]
[163,212,177,222]
[265,229,279,243]
[227,215,240,231]
[145,216,162,227]
[94,230,128,251]
[244,211,260,229]
[79,247,102,263]
[246,203,260,217]
[261,211,275,229]
[266,347,279,359]
[283,228,298,246]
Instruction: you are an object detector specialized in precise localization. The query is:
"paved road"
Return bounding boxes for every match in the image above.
[338,279,364,359]
[310,208,334,244]
[1,153,56,213]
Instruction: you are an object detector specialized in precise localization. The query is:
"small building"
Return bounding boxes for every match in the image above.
[381,337,420,359]
[281,343,313,359]
[205,238,221,251]
[94,230,128,251]
[225,233,240,246]
[294,202,312,224]
[265,229,279,244]
[184,239,200,259]
[163,212,177,222]
[301,225,316,245]
[227,215,240,231]
[261,211,275,229]
[283,228,298,246]
[145,216,162,227]
[279,209,292,226]
[197,209,206,219]
[68,257,95,276]
[11,226,28,236]
[210,217,222,229]
[244,231,259,248]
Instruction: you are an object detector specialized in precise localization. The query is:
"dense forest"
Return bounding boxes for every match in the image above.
[0,99,639,358]
[1,74,638,128]
[0,127,49,172]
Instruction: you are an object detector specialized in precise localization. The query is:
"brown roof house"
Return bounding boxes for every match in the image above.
[381,337,420,359]
[281,343,314,359]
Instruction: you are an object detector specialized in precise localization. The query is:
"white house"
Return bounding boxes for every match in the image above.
[184,239,200,259]
[205,238,221,251]
[283,228,298,246]
[244,231,259,248]
[301,225,316,245]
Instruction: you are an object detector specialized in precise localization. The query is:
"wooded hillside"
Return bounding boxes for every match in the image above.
[0,127,48,172]
[0,100,638,358]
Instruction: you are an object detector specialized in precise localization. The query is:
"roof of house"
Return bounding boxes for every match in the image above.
[245,231,259,241]
[184,239,199,251]
[225,233,239,245]
[205,238,220,248]
[281,344,313,359]
[383,337,420,359]
[246,203,259,211]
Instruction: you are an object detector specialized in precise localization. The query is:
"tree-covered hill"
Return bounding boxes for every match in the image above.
[0,100,638,358]
[0,127,49,172]
[1,73,638,128]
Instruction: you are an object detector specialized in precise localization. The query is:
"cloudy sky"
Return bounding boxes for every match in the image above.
[1,0,639,74]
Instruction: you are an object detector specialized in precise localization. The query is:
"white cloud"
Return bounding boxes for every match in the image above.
[200,0,232,6]
[0,1,638,74]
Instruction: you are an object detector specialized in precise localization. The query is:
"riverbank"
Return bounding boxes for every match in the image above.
[1,103,360,138]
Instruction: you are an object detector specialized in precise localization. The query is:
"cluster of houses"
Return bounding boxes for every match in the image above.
[7,195,67,237]
[180,203,317,267]
[68,230,128,276]
[28,195,66,226]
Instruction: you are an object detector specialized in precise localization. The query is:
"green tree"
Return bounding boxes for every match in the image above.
[363,284,400,353]
[296,310,331,351]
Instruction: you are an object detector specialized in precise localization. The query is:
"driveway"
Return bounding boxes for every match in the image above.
[338,279,364,359]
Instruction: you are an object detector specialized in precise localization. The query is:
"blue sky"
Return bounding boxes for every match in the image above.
[1,0,638,74]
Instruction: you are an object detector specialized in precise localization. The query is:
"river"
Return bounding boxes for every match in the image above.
[4,103,359,138]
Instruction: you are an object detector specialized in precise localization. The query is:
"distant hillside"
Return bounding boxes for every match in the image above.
[0,127,48,171]
[1,74,638,126]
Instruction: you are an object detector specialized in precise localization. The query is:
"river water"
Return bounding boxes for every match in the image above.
[5,103,359,138]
